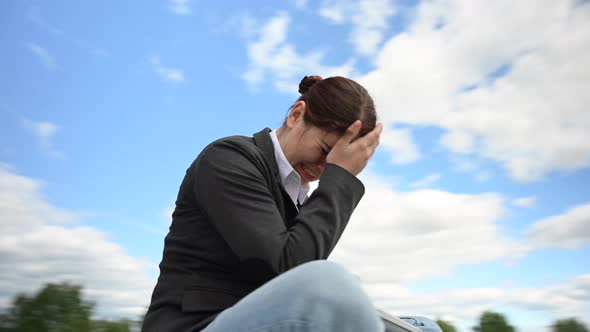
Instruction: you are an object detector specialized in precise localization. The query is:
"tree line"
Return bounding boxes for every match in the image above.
[0,283,587,332]
[437,311,588,332]
[0,283,140,332]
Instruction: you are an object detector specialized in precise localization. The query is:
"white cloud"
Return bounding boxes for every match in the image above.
[324,170,590,330]
[475,170,492,183]
[22,119,62,157]
[318,1,355,23]
[410,173,441,188]
[512,196,536,208]
[330,171,530,284]
[242,12,356,94]
[359,0,590,182]
[367,273,590,331]
[30,121,58,142]
[27,6,64,37]
[449,157,493,182]
[149,56,185,83]
[452,158,478,172]
[319,0,396,56]
[440,130,474,154]
[0,165,156,318]
[27,6,110,59]
[292,0,308,10]
[379,128,421,164]
[27,42,58,70]
[527,202,590,249]
[223,14,258,40]
[170,0,191,15]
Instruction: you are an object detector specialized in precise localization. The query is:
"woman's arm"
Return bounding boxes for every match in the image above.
[192,138,364,282]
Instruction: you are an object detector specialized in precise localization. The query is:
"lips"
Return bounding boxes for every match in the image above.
[298,164,319,182]
[303,165,319,178]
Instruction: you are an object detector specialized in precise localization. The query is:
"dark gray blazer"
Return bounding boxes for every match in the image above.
[142,128,365,332]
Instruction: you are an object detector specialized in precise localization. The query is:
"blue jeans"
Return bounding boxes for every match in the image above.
[203,260,384,332]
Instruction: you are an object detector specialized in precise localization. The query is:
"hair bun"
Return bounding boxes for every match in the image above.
[298,75,323,95]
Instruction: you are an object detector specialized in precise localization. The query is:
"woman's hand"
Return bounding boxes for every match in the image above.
[326,120,383,176]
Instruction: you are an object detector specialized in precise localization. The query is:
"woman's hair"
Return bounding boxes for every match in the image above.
[287,75,377,137]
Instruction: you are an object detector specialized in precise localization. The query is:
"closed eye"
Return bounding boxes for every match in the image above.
[320,140,332,156]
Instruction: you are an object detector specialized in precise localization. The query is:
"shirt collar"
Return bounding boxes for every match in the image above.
[269,129,309,206]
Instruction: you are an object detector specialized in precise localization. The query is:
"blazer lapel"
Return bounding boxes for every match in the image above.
[252,128,294,223]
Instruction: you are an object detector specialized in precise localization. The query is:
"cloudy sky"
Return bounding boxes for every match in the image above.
[1,0,589,331]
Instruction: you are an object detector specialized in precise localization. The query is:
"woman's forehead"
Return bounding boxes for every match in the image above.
[302,124,341,146]
[318,130,341,146]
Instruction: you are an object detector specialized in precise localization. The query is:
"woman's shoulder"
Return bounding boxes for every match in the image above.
[205,134,258,156]
[191,131,269,171]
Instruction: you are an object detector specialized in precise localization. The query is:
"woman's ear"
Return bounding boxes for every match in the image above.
[286,101,306,128]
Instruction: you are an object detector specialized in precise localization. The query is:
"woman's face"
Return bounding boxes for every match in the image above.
[278,102,341,185]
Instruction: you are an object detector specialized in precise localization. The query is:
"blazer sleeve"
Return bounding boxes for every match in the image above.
[191,138,365,282]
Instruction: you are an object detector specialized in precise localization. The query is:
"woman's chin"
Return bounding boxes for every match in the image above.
[296,165,320,184]
[301,178,319,186]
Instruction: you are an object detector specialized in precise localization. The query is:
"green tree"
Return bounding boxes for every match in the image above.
[92,320,130,332]
[0,283,94,332]
[473,310,514,332]
[436,318,458,332]
[553,318,589,332]
[0,312,14,332]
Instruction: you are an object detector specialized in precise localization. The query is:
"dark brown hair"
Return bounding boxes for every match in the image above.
[287,75,377,137]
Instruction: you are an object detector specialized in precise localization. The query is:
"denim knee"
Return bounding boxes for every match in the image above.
[291,261,382,331]
[292,260,356,288]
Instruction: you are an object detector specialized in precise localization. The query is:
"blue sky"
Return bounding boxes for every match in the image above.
[1,0,589,331]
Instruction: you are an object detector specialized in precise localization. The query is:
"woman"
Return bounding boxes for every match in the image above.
[143,75,384,332]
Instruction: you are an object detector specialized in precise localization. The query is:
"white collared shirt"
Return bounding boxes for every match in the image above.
[269,129,310,208]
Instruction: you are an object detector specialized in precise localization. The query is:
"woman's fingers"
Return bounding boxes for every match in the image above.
[342,120,362,144]
[355,122,382,150]
[367,123,383,148]
[326,121,383,176]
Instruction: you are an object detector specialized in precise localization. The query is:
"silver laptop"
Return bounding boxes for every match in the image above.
[378,309,423,332]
